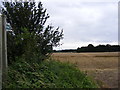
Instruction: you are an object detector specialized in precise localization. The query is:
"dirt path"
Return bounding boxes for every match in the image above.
[79,53,118,88]
[82,69,118,88]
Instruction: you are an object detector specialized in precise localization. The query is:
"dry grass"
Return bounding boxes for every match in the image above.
[52,52,119,88]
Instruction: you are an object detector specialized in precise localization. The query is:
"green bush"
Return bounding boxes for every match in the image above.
[2,2,63,64]
[4,59,98,88]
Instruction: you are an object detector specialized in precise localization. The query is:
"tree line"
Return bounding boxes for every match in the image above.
[54,44,120,52]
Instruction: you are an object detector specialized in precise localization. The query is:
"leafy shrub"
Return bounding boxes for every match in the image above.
[2,2,63,64]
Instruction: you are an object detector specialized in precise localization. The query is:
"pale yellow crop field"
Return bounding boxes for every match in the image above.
[52,52,119,88]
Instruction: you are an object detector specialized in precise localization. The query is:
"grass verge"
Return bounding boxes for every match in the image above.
[4,58,98,88]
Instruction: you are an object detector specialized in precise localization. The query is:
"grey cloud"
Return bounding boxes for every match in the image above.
[1,0,118,49]
[41,1,118,49]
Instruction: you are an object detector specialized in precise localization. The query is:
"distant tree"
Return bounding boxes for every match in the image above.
[87,44,94,48]
[96,45,106,52]
[86,44,94,52]
[2,2,63,64]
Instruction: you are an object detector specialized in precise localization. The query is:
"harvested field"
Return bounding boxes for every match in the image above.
[52,52,119,88]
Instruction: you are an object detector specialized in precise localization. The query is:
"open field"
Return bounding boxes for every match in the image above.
[52,52,119,88]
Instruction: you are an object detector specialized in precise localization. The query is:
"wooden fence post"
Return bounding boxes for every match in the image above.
[2,15,7,87]
[0,15,2,90]
[0,15,7,88]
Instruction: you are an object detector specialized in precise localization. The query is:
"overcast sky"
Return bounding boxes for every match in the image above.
[40,0,119,50]
[0,0,119,50]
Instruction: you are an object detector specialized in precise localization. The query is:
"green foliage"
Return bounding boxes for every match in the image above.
[2,2,63,64]
[77,44,120,52]
[4,59,98,88]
